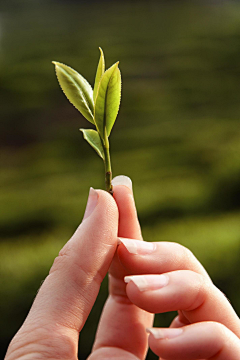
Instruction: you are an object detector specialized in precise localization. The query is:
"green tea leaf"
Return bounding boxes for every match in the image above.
[93,47,105,102]
[53,61,94,124]
[105,66,121,136]
[80,129,105,159]
[94,62,121,140]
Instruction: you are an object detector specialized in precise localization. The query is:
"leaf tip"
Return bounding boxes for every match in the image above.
[112,61,120,71]
[52,61,63,71]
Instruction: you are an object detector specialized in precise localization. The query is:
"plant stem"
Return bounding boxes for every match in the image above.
[103,131,113,194]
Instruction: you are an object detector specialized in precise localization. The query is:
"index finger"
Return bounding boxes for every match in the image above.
[90,176,153,360]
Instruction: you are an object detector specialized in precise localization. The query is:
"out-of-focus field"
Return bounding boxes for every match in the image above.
[1,1,240,358]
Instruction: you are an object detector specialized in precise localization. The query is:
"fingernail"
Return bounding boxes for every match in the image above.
[118,237,156,255]
[146,327,183,339]
[124,274,169,291]
[83,187,98,220]
[112,175,132,191]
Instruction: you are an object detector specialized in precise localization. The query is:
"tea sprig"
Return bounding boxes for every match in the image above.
[52,48,121,194]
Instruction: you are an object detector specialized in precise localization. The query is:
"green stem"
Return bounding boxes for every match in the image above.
[103,131,113,194]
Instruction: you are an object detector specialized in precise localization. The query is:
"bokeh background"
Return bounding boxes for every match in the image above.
[1,0,240,358]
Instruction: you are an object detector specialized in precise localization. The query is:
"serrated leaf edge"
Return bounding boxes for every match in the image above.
[93,47,105,102]
[94,61,120,138]
[80,128,105,159]
[106,66,122,137]
[52,61,94,123]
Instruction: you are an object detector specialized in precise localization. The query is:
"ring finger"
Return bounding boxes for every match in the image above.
[124,271,240,336]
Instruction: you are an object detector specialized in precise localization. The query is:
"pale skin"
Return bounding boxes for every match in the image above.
[5,176,240,360]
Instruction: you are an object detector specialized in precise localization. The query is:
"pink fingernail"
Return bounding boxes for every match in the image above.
[146,327,183,339]
[83,188,98,220]
[118,237,156,255]
[112,175,132,191]
[124,274,169,291]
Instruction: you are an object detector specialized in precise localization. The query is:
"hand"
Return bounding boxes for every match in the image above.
[118,235,240,359]
[5,176,240,360]
[5,176,153,360]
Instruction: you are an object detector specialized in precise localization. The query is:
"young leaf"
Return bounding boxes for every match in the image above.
[80,129,105,160]
[105,66,121,136]
[94,62,121,140]
[53,61,94,124]
[93,47,105,102]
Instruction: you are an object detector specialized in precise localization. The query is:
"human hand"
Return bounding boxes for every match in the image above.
[5,175,240,360]
[4,176,153,360]
[118,233,240,358]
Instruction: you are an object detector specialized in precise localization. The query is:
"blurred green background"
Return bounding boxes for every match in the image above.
[1,0,240,358]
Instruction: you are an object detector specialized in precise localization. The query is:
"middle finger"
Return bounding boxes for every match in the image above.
[118,238,210,278]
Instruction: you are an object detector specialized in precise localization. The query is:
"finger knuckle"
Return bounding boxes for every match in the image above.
[185,273,211,311]
[208,321,229,339]
[49,253,69,275]
[172,242,196,268]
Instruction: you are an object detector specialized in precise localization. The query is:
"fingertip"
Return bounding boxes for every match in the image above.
[112,179,142,240]
[112,175,133,192]
[83,187,99,220]
[146,327,183,340]
[84,188,119,241]
[112,177,133,203]
[87,187,119,218]
[95,188,119,213]
[63,188,119,256]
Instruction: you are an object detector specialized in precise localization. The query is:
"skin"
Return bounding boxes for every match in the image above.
[4,178,240,360]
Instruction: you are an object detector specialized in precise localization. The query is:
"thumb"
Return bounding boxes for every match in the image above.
[11,188,118,344]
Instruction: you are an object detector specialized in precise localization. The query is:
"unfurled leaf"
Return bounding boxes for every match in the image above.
[80,129,105,159]
[105,67,121,136]
[93,47,105,102]
[53,48,122,194]
[94,62,121,140]
[53,61,94,124]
